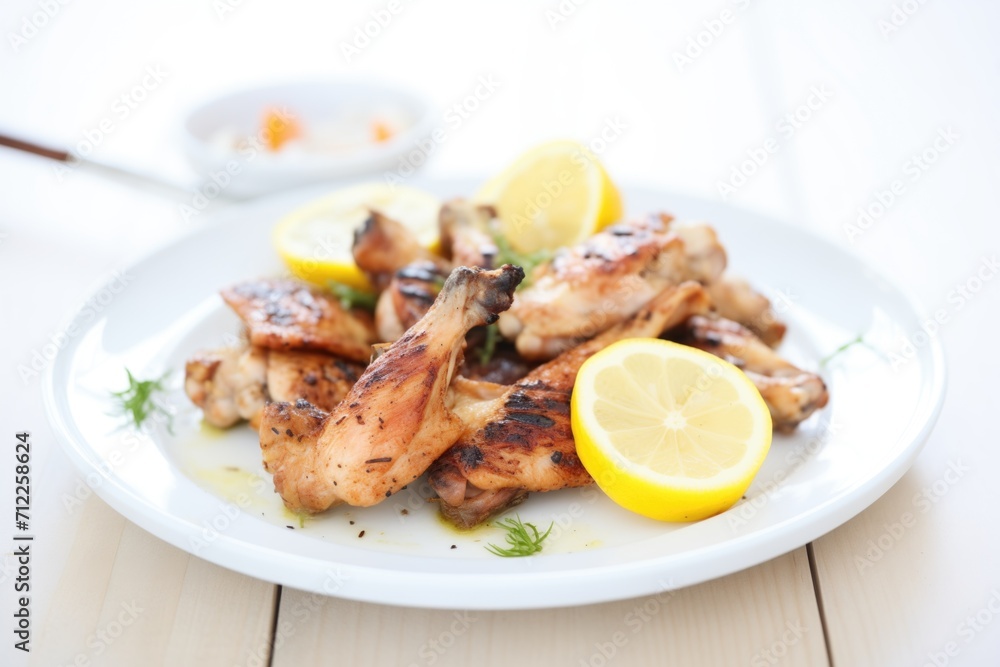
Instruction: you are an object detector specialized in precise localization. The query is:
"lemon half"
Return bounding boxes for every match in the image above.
[571,339,772,522]
[273,183,441,290]
[475,140,622,253]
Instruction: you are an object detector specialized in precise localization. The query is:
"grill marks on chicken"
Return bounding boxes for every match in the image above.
[430,281,711,528]
[670,315,828,431]
[221,279,376,363]
[185,277,369,429]
[259,265,525,512]
[266,351,364,417]
[352,210,453,342]
[362,200,499,343]
[497,216,726,360]
[372,261,449,342]
[185,345,364,429]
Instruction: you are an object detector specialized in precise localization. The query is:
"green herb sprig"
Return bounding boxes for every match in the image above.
[476,232,555,364]
[485,515,554,557]
[820,334,867,366]
[328,281,378,311]
[478,323,500,365]
[492,233,553,288]
[110,368,173,431]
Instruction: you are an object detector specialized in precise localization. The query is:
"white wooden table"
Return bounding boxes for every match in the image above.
[2,1,998,665]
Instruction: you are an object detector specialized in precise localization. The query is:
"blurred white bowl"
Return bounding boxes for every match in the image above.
[180,80,435,198]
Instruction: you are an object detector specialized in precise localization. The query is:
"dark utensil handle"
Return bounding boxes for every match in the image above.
[0,133,71,161]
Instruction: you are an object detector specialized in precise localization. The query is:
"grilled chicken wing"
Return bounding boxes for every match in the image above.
[372,261,449,342]
[185,346,267,428]
[439,199,499,268]
[185,345,363,428]
[259,265,525,512]
[352,210,445,291]
[372,200,498,342]
[707,274,786,347]
[672,220,729,284]
[669,315,828,431]
[429,281,711,528]
[221,279,376,363]
[352,209,453,341]
[497,215,725,360]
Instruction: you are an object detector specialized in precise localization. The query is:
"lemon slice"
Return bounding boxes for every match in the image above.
[571,339,772,522]
[475,140,623,253]
[273,183,441,290]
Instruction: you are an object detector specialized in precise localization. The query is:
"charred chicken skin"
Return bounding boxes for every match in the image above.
[185,345,363,429]
[352,210,452,342]
[372,261,449,342]
[497,215,726,360]
[221,279,376,363]
[259,265,524,512]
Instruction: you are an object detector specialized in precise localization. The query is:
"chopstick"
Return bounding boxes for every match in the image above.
[0,131,211,202]
[0,133,71,162]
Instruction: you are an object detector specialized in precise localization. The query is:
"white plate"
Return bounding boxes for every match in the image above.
[44,181,945,610]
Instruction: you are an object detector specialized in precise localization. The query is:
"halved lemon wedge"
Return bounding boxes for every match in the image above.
[571,338,772,522]
[273,183,441,290]
[475,140,622,253]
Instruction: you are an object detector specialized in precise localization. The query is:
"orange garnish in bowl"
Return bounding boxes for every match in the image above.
[372,119,395,143]
[262,107,301,151]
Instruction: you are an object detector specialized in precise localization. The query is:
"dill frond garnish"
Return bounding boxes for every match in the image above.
[820,333,867,366]
[485,515,554,557]
[110,368,173,431]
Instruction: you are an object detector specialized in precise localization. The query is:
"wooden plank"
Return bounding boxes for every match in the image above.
[812,402,1000,666]
[31,498,128,667]
[162,559,278,667]
[29,498,277,667]
[272,549,828,667]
